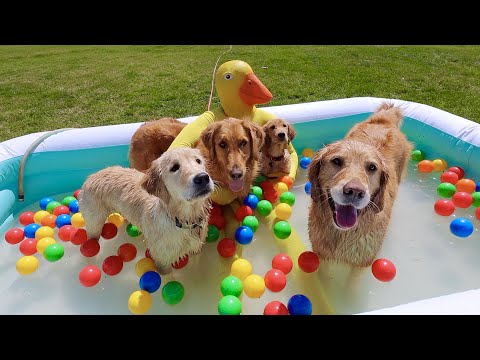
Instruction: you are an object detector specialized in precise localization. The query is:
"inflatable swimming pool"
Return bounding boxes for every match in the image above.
[1,96,480,315]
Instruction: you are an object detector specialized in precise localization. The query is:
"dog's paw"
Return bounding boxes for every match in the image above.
[155,262,173,275]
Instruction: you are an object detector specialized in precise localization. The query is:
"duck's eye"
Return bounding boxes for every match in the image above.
[331,158,343,166]
[224,73,233,80]
[270,125,275,130]
[368,163,377,172]
[170,163,180,172]
[219,142,227,149]
[240,140,247,147]
[196,158,201,164]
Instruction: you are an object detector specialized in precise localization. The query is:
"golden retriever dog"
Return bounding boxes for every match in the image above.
[129,117,265,202]
[79,147,214,275]
[261,118,296,178]
[308,102,413,269]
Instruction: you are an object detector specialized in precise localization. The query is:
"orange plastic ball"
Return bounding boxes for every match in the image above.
[418,160,434,173]
[41,214,57,228]
[456,179,476,194]
[279,176,294,189]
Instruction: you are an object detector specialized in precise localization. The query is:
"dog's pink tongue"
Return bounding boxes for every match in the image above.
[229,179,244,192]
[335,204,357,228]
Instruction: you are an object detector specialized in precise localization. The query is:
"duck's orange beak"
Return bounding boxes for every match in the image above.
[239,73,273,106]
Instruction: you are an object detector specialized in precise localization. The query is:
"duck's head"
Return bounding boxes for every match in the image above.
[215,60,273,117]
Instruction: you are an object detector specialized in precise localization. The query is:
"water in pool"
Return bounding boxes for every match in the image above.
[1,161,479,315]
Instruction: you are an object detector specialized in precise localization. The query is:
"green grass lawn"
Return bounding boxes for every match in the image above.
[1,45,479,142]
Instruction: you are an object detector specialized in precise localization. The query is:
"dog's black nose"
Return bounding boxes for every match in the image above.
[343,180,366,199]
[193,172,210,186]
[230,169,243,180]
[277,132,286,140]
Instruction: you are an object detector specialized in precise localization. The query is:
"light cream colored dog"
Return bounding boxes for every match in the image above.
[78,147,214,274]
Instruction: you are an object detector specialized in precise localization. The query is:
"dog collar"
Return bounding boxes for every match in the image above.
[175,217,203,230]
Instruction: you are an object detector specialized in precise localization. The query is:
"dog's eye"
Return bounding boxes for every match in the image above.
[368,163,377,172]
[283,124,287,127]
[219,142,227,149]
[196,158,201,164]
[240,140,247,147]
[270,125,275,130]
[331,158,343,166]
[224,73,233,80]
[170,163,180,172]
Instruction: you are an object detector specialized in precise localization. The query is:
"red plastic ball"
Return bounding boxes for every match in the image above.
[217,237,237,258]
[172,254,189,269]
[476,207,480,221]
[102,255,124,276]
[210,203,223,217]
[264,269,287,292]
[58,225,74,241]
[298,251,320,273]
[372,258,396,282]
[73,189,82,199]
[53,206,70,216]
[209,214,226,230]
[19,238,38,255]
[5,228,25,245]
[101,223,118,240]
[19,211,35,226]
[440,171,459,185]
[145,248,152,258]
[80,239,101,257]
[448,166,465,180]
[263,189,279,203]
[264,301,289,315]
[70,228,88,245]
[452,191,473,208]
[272,253,293,275]
[235,205,253,222]
[117,243,137,262]
[79,265,101,287]
[434,199,456,216]
[260,180,274,191]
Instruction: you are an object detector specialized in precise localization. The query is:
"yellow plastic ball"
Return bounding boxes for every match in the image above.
[231,258,252,281]
[302,148,315,158]
[275,203,292,220]
[135,257,157,277]
[34,210,50,224]
[432,159,448,172]
[35,226,55,240]
[243,274,266,298]
[16,256,39,275]
[71,212,85,228]
[36,237,56,254]
[274,182,289,196]
[107,213,124,228]
[128,290,153,315]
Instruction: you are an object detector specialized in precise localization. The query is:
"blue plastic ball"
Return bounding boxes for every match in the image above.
[304,181,312,195]
[299,157,312,169]
[476,181,480,192]
[288,294,312,315]
[450,218,474,238]
[243,194,259,210]
[69,199,79,214]
[39,197,55,210]
[55,214,72,228]
[24,223,41,238]
[139,271,162,293]
[235,226,254,245]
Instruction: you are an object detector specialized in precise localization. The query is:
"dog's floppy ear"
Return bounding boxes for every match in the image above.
[243,120,265,161]
[371,168,390,213]
[141,161,169,202]
[261,123,272,152]
[201,122,222,162]
[308,148,325,202]
[286,121,296,143]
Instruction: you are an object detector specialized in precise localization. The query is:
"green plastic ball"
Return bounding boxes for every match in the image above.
[162,281,185,305]
[280,191,296,206]
[206,224,220,243]
[472,192,480,207]
[46,201,62,214]
[257,200,273,216]
[126,223,142,237]
[437,182,457,198]
[218,295,242,315]
[254,175,267,186]
[242,215,259,232]
[250,186,263,200]
[220,275,243,297]
[62,196,77,206]
[273,221,292,240]
[411,149,424,161]
[44,243,65,262]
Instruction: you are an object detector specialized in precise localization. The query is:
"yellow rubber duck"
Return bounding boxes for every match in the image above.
[168,60,299,205]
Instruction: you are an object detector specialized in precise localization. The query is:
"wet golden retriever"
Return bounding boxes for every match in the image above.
[79,147,214,275]
[129,117,265,202]
[261,118,296,178]
[308,103,413,268]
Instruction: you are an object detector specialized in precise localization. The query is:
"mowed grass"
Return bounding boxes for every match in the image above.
[1,45,479,142]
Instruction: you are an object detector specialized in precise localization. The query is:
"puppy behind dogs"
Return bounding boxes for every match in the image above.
[79,147,214,274]
[307,102,413,268]
[261,118,296,178]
